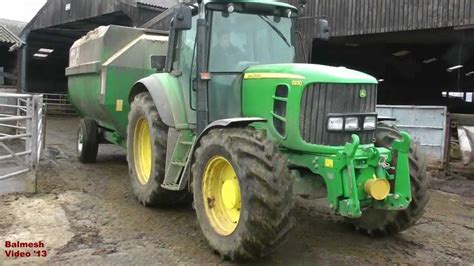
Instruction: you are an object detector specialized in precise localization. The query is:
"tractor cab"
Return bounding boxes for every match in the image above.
[165,0,305,125]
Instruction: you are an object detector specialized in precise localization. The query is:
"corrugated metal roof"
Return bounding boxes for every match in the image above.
[137,0,178,9]
[0,25,22,45]
[0,18,26,36]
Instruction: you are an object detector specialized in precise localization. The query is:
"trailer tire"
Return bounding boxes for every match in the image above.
[127,92,189,207]
[77,119,99,163]
[349,123,430,235]
[192,128,294,261]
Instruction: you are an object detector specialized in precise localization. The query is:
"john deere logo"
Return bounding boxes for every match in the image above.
[359,89,367,98]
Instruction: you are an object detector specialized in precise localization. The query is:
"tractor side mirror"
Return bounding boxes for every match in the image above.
[173,5,192,31]
[317,19,330,41]
[151,55,166,72]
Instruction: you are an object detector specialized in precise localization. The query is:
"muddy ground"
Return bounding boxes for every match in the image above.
[1,117,473,265]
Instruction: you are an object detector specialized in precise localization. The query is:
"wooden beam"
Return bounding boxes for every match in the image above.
[141,5,176,28]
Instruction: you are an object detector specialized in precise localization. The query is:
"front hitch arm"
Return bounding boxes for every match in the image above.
[338,134,362,218]
[376,131,412,209]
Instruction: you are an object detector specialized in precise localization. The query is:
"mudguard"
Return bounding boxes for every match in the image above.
[129,74,190,129]
[196,117,266,143]
[180,117,266,191]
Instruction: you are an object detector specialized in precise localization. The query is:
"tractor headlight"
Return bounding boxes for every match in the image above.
[328,117,344,131]
[345,117,359,131]
[363,116,377,130]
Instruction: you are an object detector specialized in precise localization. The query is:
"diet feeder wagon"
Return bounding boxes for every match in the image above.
[67,0,430,261]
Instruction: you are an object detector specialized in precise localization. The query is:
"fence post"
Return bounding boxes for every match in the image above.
[25,96,32,166]
[31,95,37,169]
[36,95,44,164]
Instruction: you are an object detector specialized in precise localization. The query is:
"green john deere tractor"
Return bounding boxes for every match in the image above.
[67,0,430,260]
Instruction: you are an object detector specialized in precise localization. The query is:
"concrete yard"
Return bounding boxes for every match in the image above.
[0,117,473,265]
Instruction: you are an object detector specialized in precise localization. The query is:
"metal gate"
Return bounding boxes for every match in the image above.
[43,93,76,115]
[377,105,448,162]
[0,93,44,181]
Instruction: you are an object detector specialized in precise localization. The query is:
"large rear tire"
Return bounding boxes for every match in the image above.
[192,128,294,260]
[77,119,99,163]
[349,123,430,235]
[127,92,188,207]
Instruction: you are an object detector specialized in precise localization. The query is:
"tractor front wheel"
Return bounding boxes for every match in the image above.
[192,128,294,260]
[349,123,430,235]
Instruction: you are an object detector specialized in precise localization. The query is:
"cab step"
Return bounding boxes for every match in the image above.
[161,129,195,191]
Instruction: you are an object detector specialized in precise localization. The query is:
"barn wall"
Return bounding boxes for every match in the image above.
[0,44,19,86]
[285,0,474,37]
[23,0,137,33]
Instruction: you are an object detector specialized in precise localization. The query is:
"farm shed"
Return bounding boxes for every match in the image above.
[17,0,177,94]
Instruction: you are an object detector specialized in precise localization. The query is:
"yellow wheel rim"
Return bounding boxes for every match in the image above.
[133,118,152,185]
[202,156,241,236]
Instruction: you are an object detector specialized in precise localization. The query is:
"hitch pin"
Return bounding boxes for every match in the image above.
[379,155,389,168]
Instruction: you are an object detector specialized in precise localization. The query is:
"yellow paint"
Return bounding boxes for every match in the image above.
[291,80,303,86]
[325,158,334,168]
[116,99,123,112]
[244,72,305,80]
[202,156,241,236]
[364,177,390,200]
[133,118,152,185]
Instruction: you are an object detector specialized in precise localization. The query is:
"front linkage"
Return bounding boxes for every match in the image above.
[289,132,412,218]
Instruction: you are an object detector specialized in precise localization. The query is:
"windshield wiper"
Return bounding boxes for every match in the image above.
[259,15,291,47]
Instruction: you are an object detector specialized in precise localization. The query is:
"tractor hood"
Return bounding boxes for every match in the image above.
[244,63,378,84]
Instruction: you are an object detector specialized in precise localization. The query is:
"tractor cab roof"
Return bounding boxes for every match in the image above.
[204,0,297,11]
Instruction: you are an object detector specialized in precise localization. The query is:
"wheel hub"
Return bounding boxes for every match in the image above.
[133,118,152,185]
[202,156,241,236]
[221,179,239,210]
[77,128,83,153]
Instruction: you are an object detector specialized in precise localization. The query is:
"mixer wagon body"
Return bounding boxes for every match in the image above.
[66,25,168,145]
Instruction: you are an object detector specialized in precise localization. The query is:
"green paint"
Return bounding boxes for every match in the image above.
[243,64,377,153]
[147,73,192,129]
[241,62,409,217]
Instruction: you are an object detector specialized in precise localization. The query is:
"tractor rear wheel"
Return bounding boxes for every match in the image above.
[127,92,188,207]
[192,128,294,260]
[349,123,430,235]
[76,119,99,163]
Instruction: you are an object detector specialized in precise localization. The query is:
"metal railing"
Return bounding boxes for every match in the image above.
[0,93,44,180]
[43,93,76,115]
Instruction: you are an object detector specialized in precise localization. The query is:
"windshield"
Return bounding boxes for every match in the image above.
[209,11,295,72]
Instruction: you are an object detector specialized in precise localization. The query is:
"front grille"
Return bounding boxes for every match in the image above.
[300,83,377,146]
